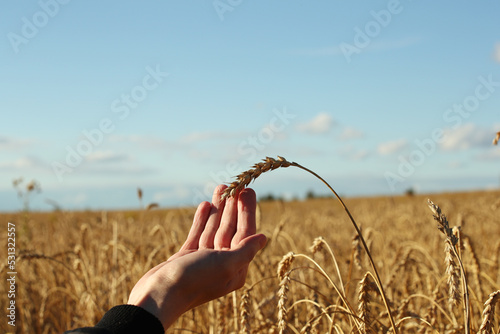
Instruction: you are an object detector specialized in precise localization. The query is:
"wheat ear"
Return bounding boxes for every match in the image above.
[222,156,398,333]
[240,288,251,334]
[358,272,373,334]
[278,252,295,281]
[444,240,461,306]
[428,199,470,334]
[278,273,291,334]
[478,290,500,334]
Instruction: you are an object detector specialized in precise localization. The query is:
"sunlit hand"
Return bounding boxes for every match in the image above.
[127,185,267,330]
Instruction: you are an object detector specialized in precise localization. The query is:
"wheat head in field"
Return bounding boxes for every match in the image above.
[493,131,500,145]
[1,156,499,333]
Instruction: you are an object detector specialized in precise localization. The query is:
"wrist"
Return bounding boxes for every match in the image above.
[128,277,192,330]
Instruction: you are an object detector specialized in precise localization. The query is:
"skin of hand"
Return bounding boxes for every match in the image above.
[127,185,267,330]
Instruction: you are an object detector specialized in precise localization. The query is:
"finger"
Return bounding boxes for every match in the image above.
[180,201,211,251]
[231,188,257,248]
[199,184,227,249]
[214,194,238,250]
[236,234,267,261]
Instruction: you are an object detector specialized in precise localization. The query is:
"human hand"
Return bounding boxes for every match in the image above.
[127,185,267,330]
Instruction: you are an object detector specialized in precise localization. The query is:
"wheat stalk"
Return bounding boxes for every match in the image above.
[463,236,483,303]
[352,232,363,271]
[222,156,398,333]
[310,236,346,297]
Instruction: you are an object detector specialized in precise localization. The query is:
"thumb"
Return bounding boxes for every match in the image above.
[232,234,267,264]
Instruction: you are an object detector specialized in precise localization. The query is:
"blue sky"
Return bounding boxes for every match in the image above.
[1,1,499,211]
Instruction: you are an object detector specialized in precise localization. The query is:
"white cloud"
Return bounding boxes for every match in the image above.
[0,157,36,169]
[377,139,408,155]
[259,125,288,141]
[85,165,157,175]
[292,46,343,57]
[55,192,88,208]
[85,150,131,163]
[180,131,252,145]
[338,146,369,160]
[338,127,364,140]
[292,36,421,57]
[70,193,88,205]
[180,131,225,144]
[0,156,49,172]
[0,136,33,150]
[296,113,335,134]
[477,149,500,160]
[494,42,500,63]
[109,132,249,150]
[446,160,464,169]
[440,123,492,151]
[153,186,190,202]
[108,134,178,149]
[367,36,422,52]
[108,134,144,143]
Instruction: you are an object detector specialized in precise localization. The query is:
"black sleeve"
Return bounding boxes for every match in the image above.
[64,304,164,334]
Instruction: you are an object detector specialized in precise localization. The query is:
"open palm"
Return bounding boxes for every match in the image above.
[127,185,267,330]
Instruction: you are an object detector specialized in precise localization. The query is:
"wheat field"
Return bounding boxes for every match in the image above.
[1,188,499,333]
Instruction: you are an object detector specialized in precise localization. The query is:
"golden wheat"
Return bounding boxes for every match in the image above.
[478,290,500,334]
[428,199,471,333]
[239,288,251,334]
[2,184,500,333]
[223,156,398,332]
[358,272,373,334]
[277,274,291,334]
